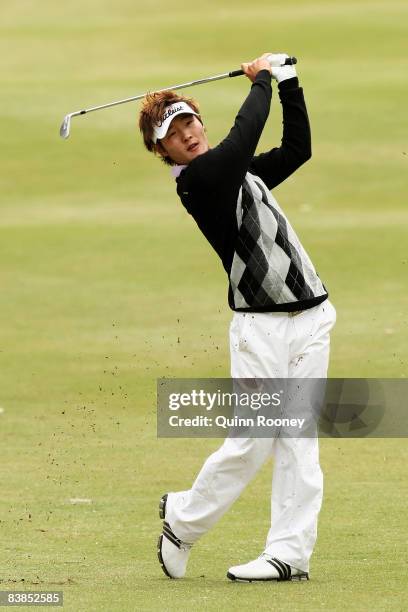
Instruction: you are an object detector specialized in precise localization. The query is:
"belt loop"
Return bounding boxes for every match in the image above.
[288,310,302,317]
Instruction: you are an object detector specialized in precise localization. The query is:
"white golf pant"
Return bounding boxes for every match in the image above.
[165,300,336,573]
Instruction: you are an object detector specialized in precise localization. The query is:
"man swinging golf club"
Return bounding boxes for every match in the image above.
[139,52,336,582]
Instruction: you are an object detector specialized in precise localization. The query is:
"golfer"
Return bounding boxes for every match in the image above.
[139,53,336,582]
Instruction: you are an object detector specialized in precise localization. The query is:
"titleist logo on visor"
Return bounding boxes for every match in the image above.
[158,105,184,127]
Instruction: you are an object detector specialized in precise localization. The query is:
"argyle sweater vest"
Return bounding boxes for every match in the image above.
[228,172,327,311]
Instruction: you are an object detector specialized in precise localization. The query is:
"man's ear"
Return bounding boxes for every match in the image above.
[155,141,167,158]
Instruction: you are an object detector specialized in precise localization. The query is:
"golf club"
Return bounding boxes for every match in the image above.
[59,55,297,139]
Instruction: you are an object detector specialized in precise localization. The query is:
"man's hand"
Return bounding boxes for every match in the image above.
[241,53,272,83]
[270,53,297,83]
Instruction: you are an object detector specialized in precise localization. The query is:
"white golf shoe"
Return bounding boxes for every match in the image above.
[227,554,309,582]
[157,494,192,579]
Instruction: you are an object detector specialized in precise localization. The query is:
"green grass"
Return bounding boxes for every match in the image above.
[1,0,407,610]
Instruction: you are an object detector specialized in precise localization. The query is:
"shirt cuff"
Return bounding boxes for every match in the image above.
[278,76,299,91]
[255,69,272,82]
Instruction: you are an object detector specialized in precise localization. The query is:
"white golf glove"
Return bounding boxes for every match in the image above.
[268,53,297,83]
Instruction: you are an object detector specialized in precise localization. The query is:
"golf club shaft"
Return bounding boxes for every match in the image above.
[73,72,244,118]
[75,57,296,117]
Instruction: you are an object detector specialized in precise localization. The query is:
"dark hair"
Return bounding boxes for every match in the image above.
[139,90,201,166]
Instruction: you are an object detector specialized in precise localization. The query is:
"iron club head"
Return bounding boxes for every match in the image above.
[60,114,72,139]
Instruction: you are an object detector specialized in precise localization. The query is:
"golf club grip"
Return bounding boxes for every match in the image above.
[229,56,297,78]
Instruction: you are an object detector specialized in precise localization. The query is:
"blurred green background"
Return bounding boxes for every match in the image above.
[1,1,407,610]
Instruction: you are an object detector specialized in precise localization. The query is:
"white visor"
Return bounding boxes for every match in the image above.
[152,102,199,143]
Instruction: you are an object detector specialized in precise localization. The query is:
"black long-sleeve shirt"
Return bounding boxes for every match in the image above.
[176,70,328,312]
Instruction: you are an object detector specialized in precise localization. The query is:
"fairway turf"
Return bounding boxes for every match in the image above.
[1,0,407,610]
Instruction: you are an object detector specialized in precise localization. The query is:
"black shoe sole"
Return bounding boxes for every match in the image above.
[159,494,168,520]
[158,495,171,578]
[227,571,309,582]
[157,534,173,579]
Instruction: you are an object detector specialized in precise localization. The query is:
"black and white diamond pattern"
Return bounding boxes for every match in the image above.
[229,172,326,309]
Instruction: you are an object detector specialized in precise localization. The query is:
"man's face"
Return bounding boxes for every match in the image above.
[157,114,209,165]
